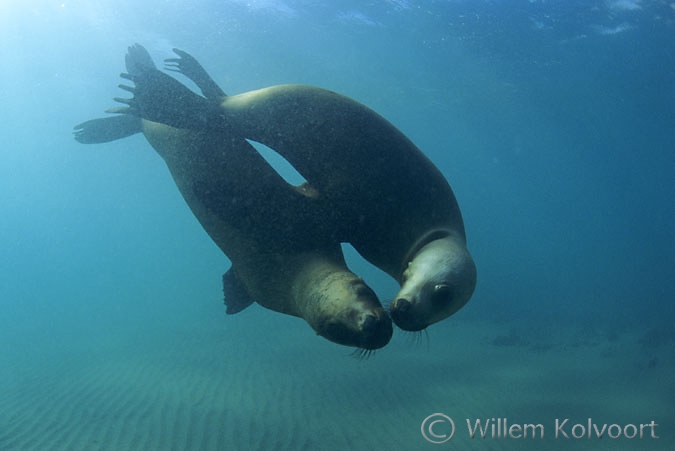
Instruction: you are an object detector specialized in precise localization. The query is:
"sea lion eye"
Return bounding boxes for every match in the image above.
[431,284,453,306]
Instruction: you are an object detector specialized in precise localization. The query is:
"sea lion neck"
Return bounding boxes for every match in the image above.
[398,229,454,282]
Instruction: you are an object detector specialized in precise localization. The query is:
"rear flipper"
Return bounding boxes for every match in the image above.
[104,43,220,130]
[109,65,217,131]
[125,43,157,74]
[73,44,155,143]
[73,115,142,144]
[165,48,226,101]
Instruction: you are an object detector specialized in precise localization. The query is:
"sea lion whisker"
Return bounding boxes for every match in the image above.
[401,328,430,349]
[350,348,376,360]
[420,328,431,350]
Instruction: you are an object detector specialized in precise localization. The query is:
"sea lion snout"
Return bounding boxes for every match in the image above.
[317,308,392,350]
[305,269,393,349]
[391,237,476,331]
[390,297,427,332]
[389,284,459,331]
[392,298,411,313]
[359,310,394,349]
[361,314,377,332]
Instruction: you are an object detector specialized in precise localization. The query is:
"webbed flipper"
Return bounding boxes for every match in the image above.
[165,48,226,101]
[110,68,216,130]
[73,115,142,144]
[223,268,255,314]
[73,44,153,143]
[125,43,157,75]
[108,44,219,131]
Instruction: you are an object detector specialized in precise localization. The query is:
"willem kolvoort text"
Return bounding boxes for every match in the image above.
[467,418,659,440]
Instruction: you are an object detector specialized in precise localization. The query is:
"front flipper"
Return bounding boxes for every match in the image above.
[165,48,226,101]
[73,115,141,144]
[223,267,255,314]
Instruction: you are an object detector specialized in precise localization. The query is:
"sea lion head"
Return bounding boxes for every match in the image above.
[310,274,393,350]
[390,234,476,331]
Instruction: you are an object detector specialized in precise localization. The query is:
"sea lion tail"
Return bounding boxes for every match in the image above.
[73,115,142,144]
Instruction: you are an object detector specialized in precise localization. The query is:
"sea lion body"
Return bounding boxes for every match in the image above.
[74,46,392,349]
[106,46,477,331]
[144,121,391,348]
[220,85,463,270]
[217,85,477,331]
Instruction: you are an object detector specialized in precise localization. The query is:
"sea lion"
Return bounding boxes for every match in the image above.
[112,48,477,332]
[74,45,392,350]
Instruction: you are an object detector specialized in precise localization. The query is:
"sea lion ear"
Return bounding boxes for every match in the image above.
[222,268,255,314]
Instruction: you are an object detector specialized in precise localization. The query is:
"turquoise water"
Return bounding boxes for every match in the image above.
[1,1,673,450]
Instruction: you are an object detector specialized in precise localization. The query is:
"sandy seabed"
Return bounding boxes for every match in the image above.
[1,304,672,451]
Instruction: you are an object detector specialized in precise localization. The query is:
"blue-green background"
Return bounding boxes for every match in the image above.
[1,1,673,449]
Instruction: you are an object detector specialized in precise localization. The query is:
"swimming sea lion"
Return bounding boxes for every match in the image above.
[74,45,392,350]
[112,48,477,332]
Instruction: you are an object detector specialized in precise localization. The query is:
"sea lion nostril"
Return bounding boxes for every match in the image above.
[361,314,377,333]
[361,313,393,349]
[394,298,411,313]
